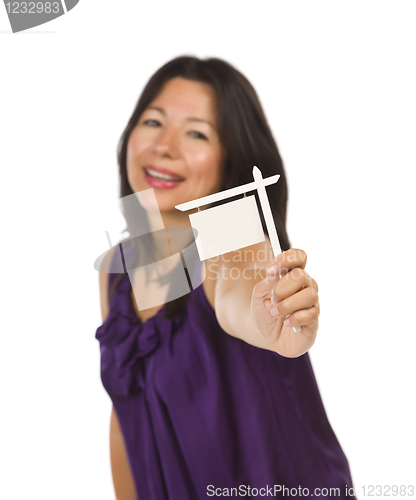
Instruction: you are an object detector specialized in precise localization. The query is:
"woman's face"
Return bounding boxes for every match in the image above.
[126,77,226,214]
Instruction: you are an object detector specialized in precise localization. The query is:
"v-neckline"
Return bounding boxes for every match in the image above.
[122,253,206,325]
[127,284,166,325]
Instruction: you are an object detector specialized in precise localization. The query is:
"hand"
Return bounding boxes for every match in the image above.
[251,248,320,357]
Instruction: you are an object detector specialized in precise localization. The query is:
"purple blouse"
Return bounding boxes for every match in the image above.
[95,242,355,499]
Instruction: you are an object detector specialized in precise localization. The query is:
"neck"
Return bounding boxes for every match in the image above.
[146,208,197,256]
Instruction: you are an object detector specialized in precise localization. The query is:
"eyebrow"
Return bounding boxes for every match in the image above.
[146,106,215,128]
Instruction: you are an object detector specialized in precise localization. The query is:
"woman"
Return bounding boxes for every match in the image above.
[96,56,355,499]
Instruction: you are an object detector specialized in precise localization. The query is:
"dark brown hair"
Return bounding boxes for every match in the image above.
[110,55,291,320]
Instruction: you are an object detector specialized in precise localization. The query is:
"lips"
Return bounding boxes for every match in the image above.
[143,165,185,182]
[143,165,185,189]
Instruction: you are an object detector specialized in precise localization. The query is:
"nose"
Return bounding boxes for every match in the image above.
[152,127,180,158]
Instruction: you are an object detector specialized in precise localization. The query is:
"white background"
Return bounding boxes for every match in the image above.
[1,1,415,498]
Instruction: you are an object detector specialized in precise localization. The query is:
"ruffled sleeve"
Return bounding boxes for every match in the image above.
[96,310,161,397]
[95,267,185,397]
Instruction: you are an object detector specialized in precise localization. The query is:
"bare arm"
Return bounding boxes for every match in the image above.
[99,259,138,500]
[109,407,138,500]
[214,238,320,357]
[214,239,275,351]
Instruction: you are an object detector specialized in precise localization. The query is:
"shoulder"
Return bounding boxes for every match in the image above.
[202,234,274,309]
[216,233,273,279]
[98,245,120,323]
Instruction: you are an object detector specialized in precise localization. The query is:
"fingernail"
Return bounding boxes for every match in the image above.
[284,318,290,326]
[267,265,280,279]
[271,293,277,305]
[270,305,280,317]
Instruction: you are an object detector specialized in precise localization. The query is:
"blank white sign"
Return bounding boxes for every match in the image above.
[189,195,265,261]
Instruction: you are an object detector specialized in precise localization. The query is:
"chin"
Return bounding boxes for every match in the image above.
[150,196,176,211]
[158,202,183,214]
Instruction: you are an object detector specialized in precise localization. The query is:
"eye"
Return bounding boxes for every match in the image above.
[143,119,161,127]
[189,131,208,140]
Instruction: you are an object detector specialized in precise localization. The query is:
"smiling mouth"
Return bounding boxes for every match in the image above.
[143,167,185,182]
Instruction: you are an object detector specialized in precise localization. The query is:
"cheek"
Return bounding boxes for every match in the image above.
[127,129,148,165]
[126,136,137,172]
[185,148,223,178]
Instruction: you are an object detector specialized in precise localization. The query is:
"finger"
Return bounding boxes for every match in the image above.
[283,306,320,329]
[272,268,317,303]
[270,287,319,319]
[254,265,282,298]
[267,248,307,278]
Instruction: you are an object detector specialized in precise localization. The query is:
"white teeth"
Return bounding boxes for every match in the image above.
[145,168,183,181]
